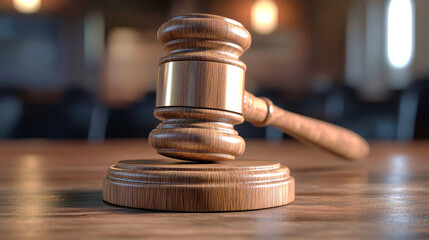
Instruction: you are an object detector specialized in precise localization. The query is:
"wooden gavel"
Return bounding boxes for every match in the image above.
[149,14,369,162]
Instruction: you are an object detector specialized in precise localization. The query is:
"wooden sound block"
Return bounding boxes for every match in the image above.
[102,159,295,212]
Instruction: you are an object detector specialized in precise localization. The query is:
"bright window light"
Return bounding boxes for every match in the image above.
[251,0,278,35]
[387,0,414,68]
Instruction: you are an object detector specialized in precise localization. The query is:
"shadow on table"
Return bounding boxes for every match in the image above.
[55,190,160,213]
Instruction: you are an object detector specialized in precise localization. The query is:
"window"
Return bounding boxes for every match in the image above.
[387,0,414,69]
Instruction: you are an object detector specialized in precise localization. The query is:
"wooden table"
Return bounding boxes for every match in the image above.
[0,140,428,239]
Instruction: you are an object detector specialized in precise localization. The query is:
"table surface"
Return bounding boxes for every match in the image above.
[0,139,428,239]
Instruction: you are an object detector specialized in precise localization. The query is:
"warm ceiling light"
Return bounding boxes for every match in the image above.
[13,0,41,14]
[251,0,278,34]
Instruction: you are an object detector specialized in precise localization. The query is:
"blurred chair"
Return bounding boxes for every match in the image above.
[323,84,399,139]
[397,78,429,139]
[17,88,94,139]
[105,92,158,138]
[88,102,109,141]
[62,88,94,138]
[0,89,22,139]
[324,84,359,124]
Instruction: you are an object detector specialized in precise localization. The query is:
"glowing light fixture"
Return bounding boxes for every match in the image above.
[251,0,278,35]
[13,0,41,14]
[387,0,414,68]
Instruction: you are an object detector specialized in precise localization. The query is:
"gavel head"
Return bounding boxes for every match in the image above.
[149,14,251,161]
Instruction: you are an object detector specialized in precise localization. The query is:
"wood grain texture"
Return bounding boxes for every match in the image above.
[103,159,294,212]
[157,13,251,69]
[0,140,428,239]
[149,107,245,161]
[152,14,369,161]
[243,92,370,160]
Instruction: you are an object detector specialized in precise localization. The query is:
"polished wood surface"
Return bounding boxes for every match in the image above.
[103,159,294,212]
[0,140,427,239]
[151,14,369,161]
[150,107,245,161]
[243,92,370,160]
[157,14,251,68]
[151,14,249,161]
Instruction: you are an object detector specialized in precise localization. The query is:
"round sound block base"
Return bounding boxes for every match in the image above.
[102,159,295,212]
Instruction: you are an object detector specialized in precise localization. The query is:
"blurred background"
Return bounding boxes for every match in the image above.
[0,0,428,141]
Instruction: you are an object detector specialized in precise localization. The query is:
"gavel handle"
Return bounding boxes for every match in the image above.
[243,91,370,160]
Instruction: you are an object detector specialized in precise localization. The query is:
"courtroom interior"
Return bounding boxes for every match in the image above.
[0,0,428,239]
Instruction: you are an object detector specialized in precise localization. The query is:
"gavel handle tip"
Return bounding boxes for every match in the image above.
[243,91,370,161]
